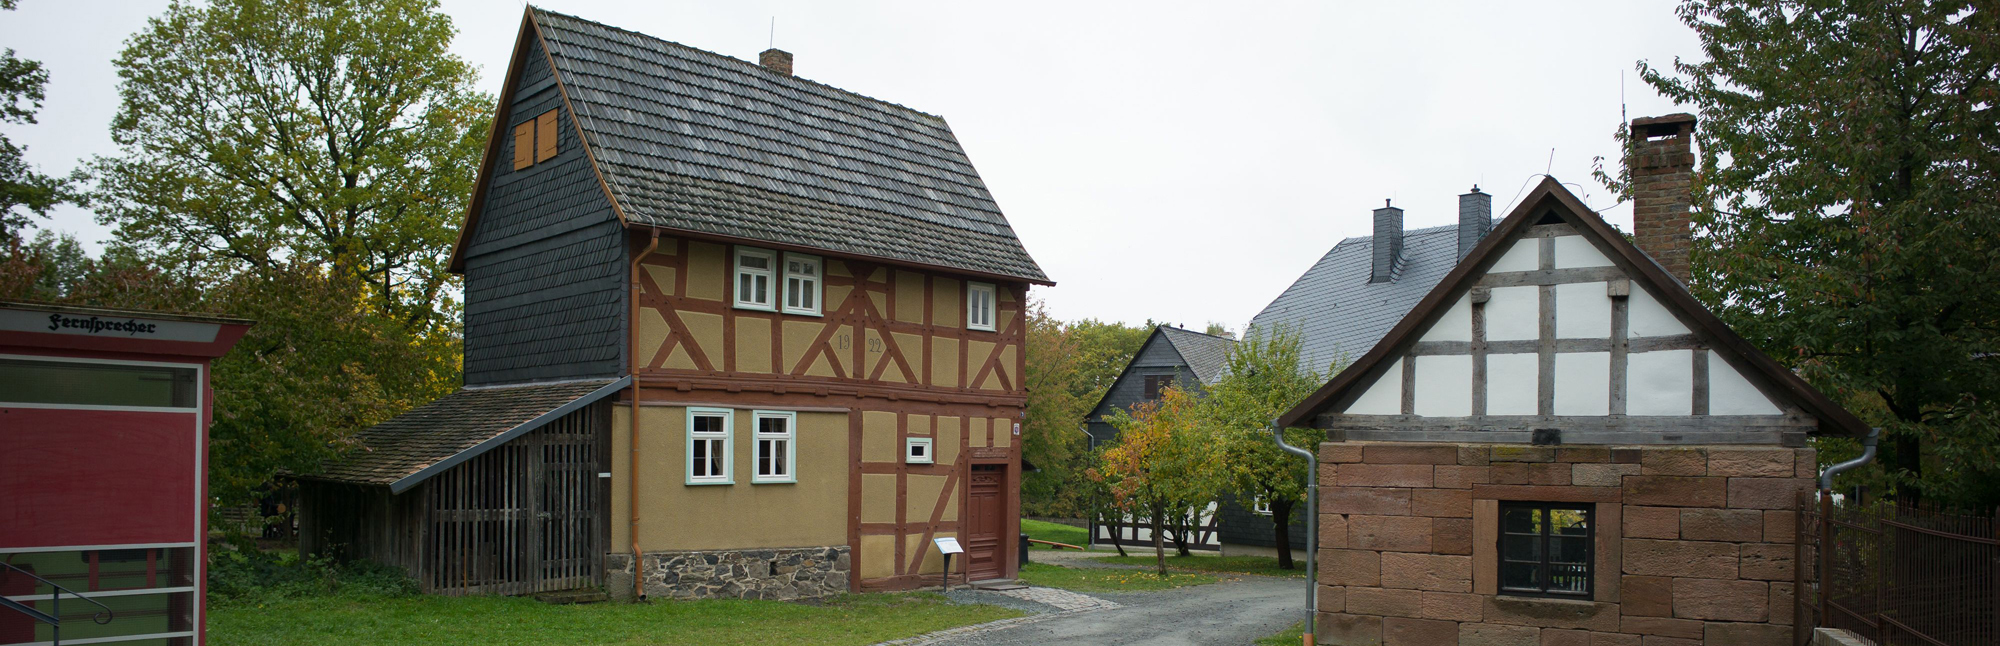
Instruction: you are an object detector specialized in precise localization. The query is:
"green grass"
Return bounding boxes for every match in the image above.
[1256,621,1307,646]
[208,591,1020,646]
[1086,554,1308,578]
[1021,519,1089,549]
[1013,562,1216,593]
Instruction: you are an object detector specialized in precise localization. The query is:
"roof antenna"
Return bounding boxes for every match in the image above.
[769,17,776,49]
[1620,70,1628,126]
[1546,148,1555,176]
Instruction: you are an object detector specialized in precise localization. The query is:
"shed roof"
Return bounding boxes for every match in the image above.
[305,377,628,492]
[450,8,1048,284]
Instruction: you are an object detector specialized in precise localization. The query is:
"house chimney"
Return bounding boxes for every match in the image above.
[1629,113,1697,283]
[1458,185,1492,260]
[1370,199,1403,283]
[760,48,793,76]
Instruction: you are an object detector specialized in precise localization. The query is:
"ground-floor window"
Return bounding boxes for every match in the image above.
[686,408,733,484]
[752,411,795,483]
[1498,502,1592,598]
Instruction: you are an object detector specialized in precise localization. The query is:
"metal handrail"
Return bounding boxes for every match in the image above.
[0,560,116,645]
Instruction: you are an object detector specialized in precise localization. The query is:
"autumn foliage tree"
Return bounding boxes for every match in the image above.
[1090,386,1222,576]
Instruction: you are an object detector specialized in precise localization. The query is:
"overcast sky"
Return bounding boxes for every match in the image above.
[0,0,1699,331]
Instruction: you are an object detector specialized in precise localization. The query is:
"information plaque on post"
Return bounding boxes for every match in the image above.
[933,537,965,591]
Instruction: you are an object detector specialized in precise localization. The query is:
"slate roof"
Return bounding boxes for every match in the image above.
[1248,222,1483,375]
[307,378,626,491]
[527,8,1049,284]
[1158,326,1237,385]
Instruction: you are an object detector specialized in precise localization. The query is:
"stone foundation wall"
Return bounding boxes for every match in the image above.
[606,545,849,601]
[1315,441,1815,646]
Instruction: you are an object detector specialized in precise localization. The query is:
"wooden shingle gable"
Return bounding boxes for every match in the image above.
[1277,177,1868,443]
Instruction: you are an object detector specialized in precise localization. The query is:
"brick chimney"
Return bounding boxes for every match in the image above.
[760,48,793,76]
[1457,185,1491,260]
[1629,113,1697,283]
[1370,199,1403,284]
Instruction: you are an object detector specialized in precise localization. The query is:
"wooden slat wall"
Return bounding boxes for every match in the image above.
[419,402,608,596]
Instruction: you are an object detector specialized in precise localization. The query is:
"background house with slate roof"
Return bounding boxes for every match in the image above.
[297,6,1048,600]
[1082,325,1236,552]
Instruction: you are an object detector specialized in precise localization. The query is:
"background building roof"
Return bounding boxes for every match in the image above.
[1248,222,1478,374]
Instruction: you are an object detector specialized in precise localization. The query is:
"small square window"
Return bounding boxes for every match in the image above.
[966,282,996,331]
[687,408,733,485]
[1498,502,1593,598]
[1251,497,1272,515]
[735,248,776,311]
[752,411,796,484]
[1143,374,1176,401]
[783,253,822,316]
[905,437,934,464]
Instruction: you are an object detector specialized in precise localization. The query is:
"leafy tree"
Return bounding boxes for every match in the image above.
[1201,325,1326,569]
[1021,304,1152,517]
[1090,386,1222,576]
[0,0,78,243]
[90,0,490,324]
[1631,0,2000,506]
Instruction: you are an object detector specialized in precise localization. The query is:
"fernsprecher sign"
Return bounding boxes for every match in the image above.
[0,307,221,343]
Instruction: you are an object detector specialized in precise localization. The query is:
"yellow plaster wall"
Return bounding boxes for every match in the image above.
[682,311,724,364]
[859,535,895,580]
[638,308,670,367]
[911,531,955,574]
[935,417,961,465]
[894,271,925,323]
[931,278,960,328]
[735,317,772,374]
[685,241,726,302]
[992,418,1011,448]
[642,264,677,295]
[861,411,899,463]
[610,406,849,551]
[969,418,988,448]
[663,343,698,371]
[907,415,931,437]
[906,474,949,522]
[968,340,996,389]
[782,320,820,374]
[930,337,959,388]
[860,474,897,524]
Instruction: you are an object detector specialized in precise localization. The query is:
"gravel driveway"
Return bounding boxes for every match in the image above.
[906,571,1307,646]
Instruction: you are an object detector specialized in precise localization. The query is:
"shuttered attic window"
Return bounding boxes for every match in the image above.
[511,109,560,171]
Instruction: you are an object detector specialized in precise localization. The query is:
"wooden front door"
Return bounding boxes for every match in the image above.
[965,464,1006,581]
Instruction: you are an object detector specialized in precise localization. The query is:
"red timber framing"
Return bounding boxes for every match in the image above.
[625,231,1027,591]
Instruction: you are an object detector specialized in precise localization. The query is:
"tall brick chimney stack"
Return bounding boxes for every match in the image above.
[760,48,793,76]
[1629,113,1697,283]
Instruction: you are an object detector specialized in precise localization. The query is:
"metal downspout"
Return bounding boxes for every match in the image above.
[1818,428,1880,491]
[629,230,660,601]
[1272,421,1317,645]
[1813,428,1878,629]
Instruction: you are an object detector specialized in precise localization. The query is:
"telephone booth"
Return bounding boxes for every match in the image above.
[1,301,250,646]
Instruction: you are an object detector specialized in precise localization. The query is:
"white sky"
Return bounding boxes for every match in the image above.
[0,0,1698,331]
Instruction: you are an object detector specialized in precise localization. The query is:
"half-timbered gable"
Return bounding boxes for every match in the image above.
[1084,325,1235,448]
[302,6,1047,601]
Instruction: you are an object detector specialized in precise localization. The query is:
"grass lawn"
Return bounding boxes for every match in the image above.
[208,591,1020,646]
[1021,519,1088,549]
[1013,562,1215,593]
[1256,621,1306,645]
[1086,554,1308,578]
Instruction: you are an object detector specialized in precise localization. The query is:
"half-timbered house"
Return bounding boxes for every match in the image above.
[296,7,1048,600]
[1281,115,1866,646]
[1082,325,1235,552]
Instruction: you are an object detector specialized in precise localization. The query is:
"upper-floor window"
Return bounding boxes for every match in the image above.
[1498,502,1593,598]
[512,109,559,170]
[752,410,796,484]
[783,253,821,316]
[967,282,996,331]
[735,248,776,311]
[1142,374,1175,401]
[687,408,733,485]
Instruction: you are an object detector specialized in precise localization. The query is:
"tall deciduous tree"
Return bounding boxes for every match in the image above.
[1636,0,2000,505]
[1091,386,1222,576]
[1201,325,1326,569]
[91,0,490,323]
[0,0,77,244]
[1021,302,1151,517]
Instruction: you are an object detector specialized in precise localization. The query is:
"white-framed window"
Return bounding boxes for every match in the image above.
[686,407,733,485]
[752,410,796,483]
[1252,497,1272,515]
[905,437,935,464]
[966,281,996,331]
[782,253,822,316]
[734,247,776,311]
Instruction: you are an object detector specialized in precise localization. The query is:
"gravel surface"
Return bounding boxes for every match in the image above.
[916,574,1306,646]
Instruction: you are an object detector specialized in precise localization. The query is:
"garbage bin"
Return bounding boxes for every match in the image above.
[1019,533,1031,566]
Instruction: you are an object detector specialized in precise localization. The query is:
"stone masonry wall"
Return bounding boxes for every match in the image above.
[1316,441,1815,646]
[607,545,849,601]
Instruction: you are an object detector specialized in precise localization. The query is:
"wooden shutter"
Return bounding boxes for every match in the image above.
[535,110,559,162]
[512,121,534,170]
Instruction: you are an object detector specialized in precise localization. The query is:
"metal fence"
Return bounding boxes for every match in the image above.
[1796,490,1999,646]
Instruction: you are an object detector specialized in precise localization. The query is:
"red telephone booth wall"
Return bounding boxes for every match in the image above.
[1,303,250,646]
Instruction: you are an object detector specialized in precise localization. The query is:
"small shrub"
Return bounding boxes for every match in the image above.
[208,547,417,606]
